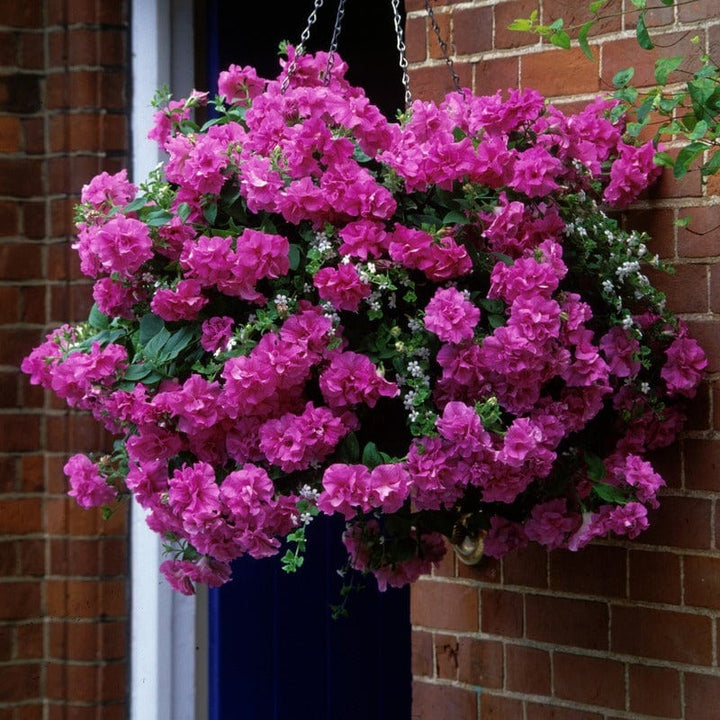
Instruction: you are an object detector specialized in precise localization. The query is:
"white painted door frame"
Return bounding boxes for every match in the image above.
[130,2,207,719]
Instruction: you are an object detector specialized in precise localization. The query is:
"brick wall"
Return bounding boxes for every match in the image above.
[0,2,129,718]
[406,1,720,718]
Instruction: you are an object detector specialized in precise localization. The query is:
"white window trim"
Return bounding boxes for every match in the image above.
[130,2,207,719]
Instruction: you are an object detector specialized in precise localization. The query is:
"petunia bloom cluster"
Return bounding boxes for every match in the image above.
[23,51,705,595]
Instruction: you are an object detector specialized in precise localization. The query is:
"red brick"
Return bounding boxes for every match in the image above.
[0,581,41,619]
[0,625,10,661]
[481,588,523,637]
[47,0,127,24]
[100,661,127,701]
[629,549,681,604]
[49,621,99,662]
[0,157,43,197]
[611,605,712,664]
[503,543,548,588]
[506,644,550,695]
[679,0,717,21]
[641,495,712,549]
[623,208,675,260]
[685,673,720,720]
[20,455,45,493]
[427,12,452,61]
[411,579,478,631]
[19,32,44,70]
[542,0,622,36]
[625,2,675,28]
[521,48,600,97]
[526,595,608,650]
[405,0,451,11]
[0,4,42,26]
[0,327,46,365]
[684,555,720,610]
[678,205,720,258]
[18,538,45,576]
[406,15,427,63]
[453,6,492,56]
[412,629,434,678]
[0,243,43,280]
[525,705,603,720]
[549,546,626,598]
[601,33,699,89]
[553,652,625,709]
[457,553,500,582]
[47,155,103,195]
[0,116,21,152]
[46,497,100,535]
[15,621,43,658]
[649,263,709,314]
[0,200,19,236]
[435,633,459,680]
[474,57,519,95]
[629,664,681,717]
[0,497,42,534]
[412,680,477,720]
[480,693,523,720]
[684,439,720,491]
[0,662,41,702]
[408,62,473,103]
[46,578,126,619]
[494,0,542,50]
[457,636,503,688]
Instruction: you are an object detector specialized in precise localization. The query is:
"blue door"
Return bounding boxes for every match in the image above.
[202,3,411,718]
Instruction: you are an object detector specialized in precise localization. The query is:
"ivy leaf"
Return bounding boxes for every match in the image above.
[578,21,595,60]
[550,30,572,50]
[635,12,654,50]
[629,0,647,8]
[589,0,608,13]
[701,150,720,177]
[288,244,301,271]
[674,141,706,178]
[88,303,110,330]
[203,202,218,225]
[361,442,383,469]
[123,196,147,213]
[592,482,628,504]
[653,151,676,168]
[139,313,165,344]
[612,67,635,89]
[585,452,606,482]
[442,210,468,225]
[177,203,192,223]
[655,56,683,84]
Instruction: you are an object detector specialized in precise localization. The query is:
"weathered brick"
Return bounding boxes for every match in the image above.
[611,605,713,665]
[506,644,550,695]
[549,546,626,598]
[521,47,600,97]
[481,587,523,637]
[629,549,681,605]
[526,595,608,650]
[412,680,477,720]
[685,673,720,720]
[457,636,503,688]
[453,6,492,56]
[629,664,681,718]
[553,652,625,709]
[684,555,720,610]
[411,579,478,631]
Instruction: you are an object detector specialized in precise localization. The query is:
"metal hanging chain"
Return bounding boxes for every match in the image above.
[281,0,326,93]
[423,0,462,94]
[324,0,347,84]
[391,0,412,109]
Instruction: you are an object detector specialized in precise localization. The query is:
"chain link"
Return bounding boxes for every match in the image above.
[281,0,326,94]
[423,0,462,94]
[391,0,412,109]
[324,0,347,84]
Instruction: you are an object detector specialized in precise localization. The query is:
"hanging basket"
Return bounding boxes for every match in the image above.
[23,50,706,594]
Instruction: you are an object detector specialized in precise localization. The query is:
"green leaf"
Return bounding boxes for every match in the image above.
[592,482,628,504]
[139,313,165,344]
[675,215,690,228]
[550,30,571,50]
[688,119,709,141]
[653,151,676,168]
[629,0,646,8]
[674,141,706,178]
[701,150,720,176]
[123,196,147,213]
[336,433,360,464]
[177,203,192,223]
[589,0,608,13]
[143,327,171,358]
[288,244,301,271]
[636,13,654,50]
[508,18,533,32]
[123,363,155,381]
[88,303,110,330]
[578,21,595,60]
[162,327,195,360]
[361,442,384,469]
[585,452,606,482]
[442,210,468,225]
[203,202,218,225]
[658,0,674,5]
[612,67,635,88]
[145,209,173,227]
[655,56,683,84]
